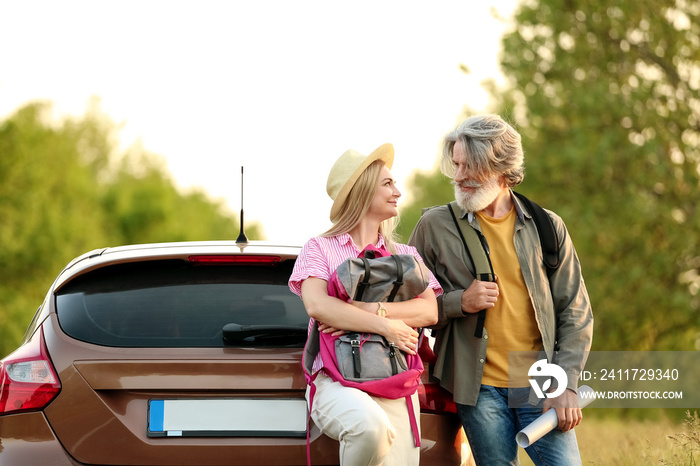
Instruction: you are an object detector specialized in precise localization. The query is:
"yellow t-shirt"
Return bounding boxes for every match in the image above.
[477,206,542,387]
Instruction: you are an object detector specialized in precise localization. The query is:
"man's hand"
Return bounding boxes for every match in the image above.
[461,278,499,314]
[543,389,582,432]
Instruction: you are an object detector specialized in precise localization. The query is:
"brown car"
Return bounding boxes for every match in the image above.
[0,241,469,465]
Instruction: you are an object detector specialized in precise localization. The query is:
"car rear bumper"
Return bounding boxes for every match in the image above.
[0,411,464,465]
[419,412,464,464]
[0,412,83,465]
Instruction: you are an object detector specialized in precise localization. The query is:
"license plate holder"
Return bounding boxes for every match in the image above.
[147,398,308,438]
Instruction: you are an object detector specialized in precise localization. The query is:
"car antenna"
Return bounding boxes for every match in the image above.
[235,166,249,245]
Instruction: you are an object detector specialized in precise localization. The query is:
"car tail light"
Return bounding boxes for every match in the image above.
[188,255,281,265]
[0,328,61,415]
[418,382,457,414]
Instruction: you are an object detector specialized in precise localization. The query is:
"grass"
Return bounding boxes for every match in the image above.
[517,411,700,465]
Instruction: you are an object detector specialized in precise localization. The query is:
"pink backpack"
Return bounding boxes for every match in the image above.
[302,245,427,463]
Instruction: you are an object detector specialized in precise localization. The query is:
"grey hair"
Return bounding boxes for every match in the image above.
[441,114,525,187]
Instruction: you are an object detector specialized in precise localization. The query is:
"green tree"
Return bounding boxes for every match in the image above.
[399,0,699,351]
[0,101,258,357]
[0,103,113,353]
[101,150,242,244]
[396,169,454,241]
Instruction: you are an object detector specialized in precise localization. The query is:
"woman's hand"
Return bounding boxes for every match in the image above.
[300,278,432,349]
[381,319,419,355]
[350,289,438,329]
[347,299,423,354]
[317,321,346,336]
[316,300,376,336]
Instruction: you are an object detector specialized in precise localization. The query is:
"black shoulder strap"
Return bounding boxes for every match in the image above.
[512,192,560,273]
[354,257,372,301]
[387,255,404,302]
[447,202,494,338]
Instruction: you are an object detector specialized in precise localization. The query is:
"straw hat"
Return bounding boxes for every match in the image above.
[326,143,394,221]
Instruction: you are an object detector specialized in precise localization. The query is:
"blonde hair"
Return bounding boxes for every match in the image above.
[323,160,398,253]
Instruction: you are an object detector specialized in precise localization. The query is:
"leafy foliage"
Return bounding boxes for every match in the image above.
[396,169,455,241]
[398,0,700,351]
[0,101,258,357]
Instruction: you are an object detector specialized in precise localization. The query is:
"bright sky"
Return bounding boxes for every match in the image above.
[0,1,517,245]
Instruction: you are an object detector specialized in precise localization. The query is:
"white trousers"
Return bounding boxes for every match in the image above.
[308,373,420,466]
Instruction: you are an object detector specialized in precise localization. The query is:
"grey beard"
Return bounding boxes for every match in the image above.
[453,179,501,213]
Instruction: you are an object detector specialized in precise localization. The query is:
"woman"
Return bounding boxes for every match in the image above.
[289,143,442,466]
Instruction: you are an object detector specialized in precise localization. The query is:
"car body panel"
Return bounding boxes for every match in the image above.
[0,413,82,466]
[1,241,466,465]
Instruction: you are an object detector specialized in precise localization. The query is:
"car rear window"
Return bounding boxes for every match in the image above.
[55,259,309,348]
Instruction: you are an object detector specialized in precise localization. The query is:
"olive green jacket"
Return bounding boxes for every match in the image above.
[408,192,593,406]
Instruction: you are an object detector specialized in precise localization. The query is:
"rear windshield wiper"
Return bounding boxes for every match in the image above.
[223,323,307,346]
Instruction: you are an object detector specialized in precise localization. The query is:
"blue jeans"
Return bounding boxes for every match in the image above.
[456,386,581,466]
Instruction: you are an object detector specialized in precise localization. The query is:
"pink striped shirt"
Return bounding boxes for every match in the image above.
[289,233,443,298]
[289,233,443,373]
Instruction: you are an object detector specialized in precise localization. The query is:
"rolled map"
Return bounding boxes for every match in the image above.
[515,385,594,448]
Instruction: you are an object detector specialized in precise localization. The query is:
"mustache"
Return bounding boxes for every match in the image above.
[452,180,482,189]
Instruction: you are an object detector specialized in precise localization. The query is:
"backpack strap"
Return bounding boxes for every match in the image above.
[306,379,317,466]
[387,254,404,303]
[303,321,320,466]
[353,256,372,301]
[512,192,561,274]
[405,394,421,447]
[447,202,495,338]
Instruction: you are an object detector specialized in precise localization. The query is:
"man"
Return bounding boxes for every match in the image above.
[409,114,593,465]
